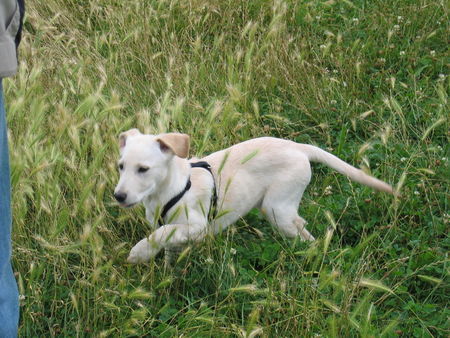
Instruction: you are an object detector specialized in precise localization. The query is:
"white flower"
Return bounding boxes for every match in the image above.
[324,185,333,196]
[330,100,337,105]
[414,191,420,196]
[443,213,449,223]
[352,18,359,23]
[400,51,405,56]
[320,44,326,50]
[400,157,407,162]
[397,16,403,22]
[205,257,214,264]
[230,248,237,255]
[316,16,321,20]
[438,74,446,80]
[394,25,400,30]
[430,50,436,56]
[342,81,348,87]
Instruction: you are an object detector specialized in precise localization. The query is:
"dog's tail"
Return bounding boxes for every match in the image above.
[299,144,394,195]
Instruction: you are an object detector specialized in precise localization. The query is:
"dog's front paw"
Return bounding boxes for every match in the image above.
[127,238,160,264]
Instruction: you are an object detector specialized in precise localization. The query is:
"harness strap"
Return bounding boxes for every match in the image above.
[158,179,191,226]
[190,161,218,221]
[158,161,217,226]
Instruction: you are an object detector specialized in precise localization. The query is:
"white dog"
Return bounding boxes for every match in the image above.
[114,129,394,264]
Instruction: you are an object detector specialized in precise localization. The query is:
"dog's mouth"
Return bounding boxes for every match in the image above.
[118,201,137,208]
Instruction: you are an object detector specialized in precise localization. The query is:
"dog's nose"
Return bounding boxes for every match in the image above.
[114,192,127,203]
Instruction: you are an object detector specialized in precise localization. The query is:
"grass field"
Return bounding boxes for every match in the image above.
[4,0,449,336]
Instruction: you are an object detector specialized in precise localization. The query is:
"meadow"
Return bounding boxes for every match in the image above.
[4,0,449,336]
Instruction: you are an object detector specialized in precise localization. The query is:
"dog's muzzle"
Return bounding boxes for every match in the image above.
[114,192,127,203]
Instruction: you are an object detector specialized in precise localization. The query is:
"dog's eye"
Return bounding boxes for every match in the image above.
[138,167,149,173]
[118,163,124,170]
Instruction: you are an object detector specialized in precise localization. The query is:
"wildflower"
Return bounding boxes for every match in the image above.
[414,191,420,196]
[330,99,337,105]
[342,81,347,87]
[393,25,400,30]
[320,44,326,50]
[397,16,403,22]
[430,50,436,56]
[444,213,449,224]
[379,58,386,63]
[316,16,321,20]
[352,18,359,23]
[230,248,237,255]
[399,51,405,56]
[438,74,446,80]
[324,185,332,196]
[400,157,407,162]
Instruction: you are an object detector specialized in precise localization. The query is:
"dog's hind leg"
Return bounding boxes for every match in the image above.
[260,180,315,241]
[292,215,315,241]
[263,207,315,241]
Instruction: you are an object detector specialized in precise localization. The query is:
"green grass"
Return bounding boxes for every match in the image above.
[5,0,449,336]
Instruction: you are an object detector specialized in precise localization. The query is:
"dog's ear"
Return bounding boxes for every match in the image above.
[156,133,190,158]
[119,128,141,151]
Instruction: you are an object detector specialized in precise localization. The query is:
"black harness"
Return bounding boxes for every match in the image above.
[158,161,218,227]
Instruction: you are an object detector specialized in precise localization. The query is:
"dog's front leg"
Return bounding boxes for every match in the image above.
[127,223,206,263]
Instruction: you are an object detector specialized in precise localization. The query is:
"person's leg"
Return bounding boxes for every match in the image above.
[0,80,19,337]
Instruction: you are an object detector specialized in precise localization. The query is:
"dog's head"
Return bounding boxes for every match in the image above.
[114,129,190,207]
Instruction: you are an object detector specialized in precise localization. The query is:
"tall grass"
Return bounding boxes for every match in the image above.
[5,0,448,336]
